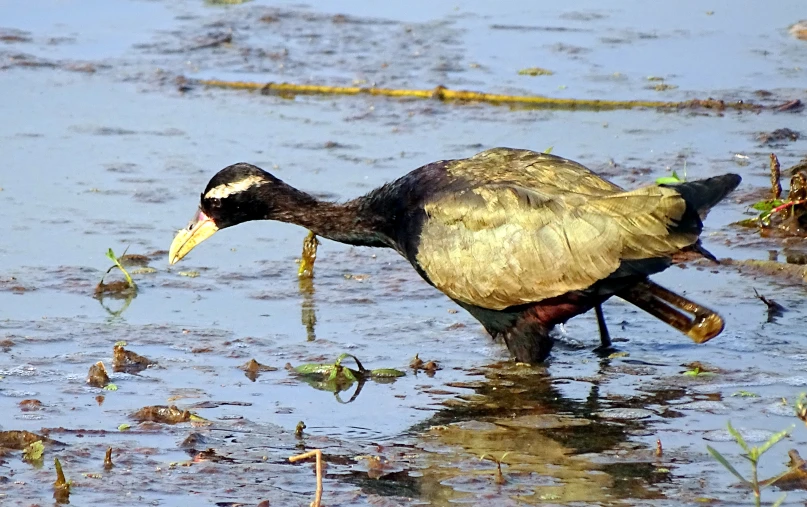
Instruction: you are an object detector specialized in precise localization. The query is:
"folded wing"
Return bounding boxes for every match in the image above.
[415,182,697,310]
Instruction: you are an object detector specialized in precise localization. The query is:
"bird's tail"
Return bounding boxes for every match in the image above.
[617,280,724,343]
[663,173,742,218]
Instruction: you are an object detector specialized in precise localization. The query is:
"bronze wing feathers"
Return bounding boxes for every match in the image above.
[414,150,698,310]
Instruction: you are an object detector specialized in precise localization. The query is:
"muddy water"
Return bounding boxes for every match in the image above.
[2,1,807,505]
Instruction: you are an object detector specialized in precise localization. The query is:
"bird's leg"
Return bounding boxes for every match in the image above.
[502,315,554,364]
[593,304,613,351]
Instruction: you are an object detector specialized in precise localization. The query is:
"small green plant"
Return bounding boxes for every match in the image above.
[289,353,405,402]
[105,248,135,287]
[707,421,794,507]
[96,248,138,297]
[656,169,684,185]
[292,353,404,383]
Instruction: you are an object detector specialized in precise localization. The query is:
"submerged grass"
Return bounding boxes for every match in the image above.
[193,78,767,112]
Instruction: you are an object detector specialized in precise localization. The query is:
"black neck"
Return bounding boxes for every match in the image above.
[262,185,391,248]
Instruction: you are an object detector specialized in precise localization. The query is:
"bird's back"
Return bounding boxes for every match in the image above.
[365,147,738,311]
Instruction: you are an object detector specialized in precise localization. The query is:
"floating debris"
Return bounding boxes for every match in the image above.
[776,99,803,112]
[131,267,157,275]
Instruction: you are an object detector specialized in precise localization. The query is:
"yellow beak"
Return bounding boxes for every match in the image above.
[168,209,219,265]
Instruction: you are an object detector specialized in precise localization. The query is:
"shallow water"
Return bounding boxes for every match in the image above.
[1,1,807,505]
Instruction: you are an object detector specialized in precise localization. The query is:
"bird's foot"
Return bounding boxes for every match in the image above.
[593,344,619,358]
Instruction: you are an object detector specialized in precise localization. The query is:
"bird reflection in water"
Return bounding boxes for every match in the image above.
[351,358,686,504]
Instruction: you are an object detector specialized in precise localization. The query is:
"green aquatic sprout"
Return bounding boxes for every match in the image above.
[97,247,137,294]
[706,421,794,507]
[106,248,135,287]
[118,423,131,431]
[656,169,684,185]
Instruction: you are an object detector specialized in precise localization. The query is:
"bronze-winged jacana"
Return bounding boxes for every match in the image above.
[169,147,740,363]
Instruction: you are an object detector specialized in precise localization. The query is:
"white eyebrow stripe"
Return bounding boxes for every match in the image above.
[204,175,265,199]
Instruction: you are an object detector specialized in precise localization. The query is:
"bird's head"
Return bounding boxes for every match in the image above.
[169,163,280,265]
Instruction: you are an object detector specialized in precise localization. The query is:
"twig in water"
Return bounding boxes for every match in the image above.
[289,449,323,507]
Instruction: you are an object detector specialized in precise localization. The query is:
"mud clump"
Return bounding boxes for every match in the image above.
[132,405,197,424]
[113,345,156,373]
[410,354,441,376]
[95,279,136,297]
[240,358,278,381]
[19,399,43,411]
[757,128,800,146]
[0,430,52,450]
[86,361,110,388]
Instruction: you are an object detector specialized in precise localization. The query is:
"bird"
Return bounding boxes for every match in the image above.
[169,147,741,363]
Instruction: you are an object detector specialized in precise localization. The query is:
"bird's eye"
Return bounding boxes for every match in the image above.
[209,197,222,209]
